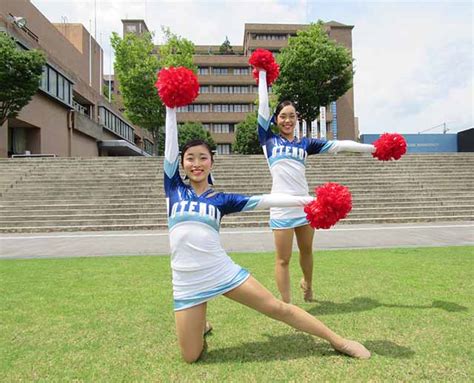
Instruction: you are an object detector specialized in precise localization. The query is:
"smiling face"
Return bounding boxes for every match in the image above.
[182,144,213,185]
[276,104,297,140]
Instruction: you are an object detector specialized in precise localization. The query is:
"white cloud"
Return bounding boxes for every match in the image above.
[351,2,472,134]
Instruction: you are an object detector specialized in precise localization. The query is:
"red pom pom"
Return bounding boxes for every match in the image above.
[304,183,352,229]
[248,49,280,85]
[372,133,407,161]
[155,67,199,108]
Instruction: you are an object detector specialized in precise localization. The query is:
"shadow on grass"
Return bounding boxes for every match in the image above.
[202,333,336,363]
[365,340,415,359]
[307,297,468,316]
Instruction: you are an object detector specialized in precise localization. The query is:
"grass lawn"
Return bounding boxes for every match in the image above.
[1,246,473,382]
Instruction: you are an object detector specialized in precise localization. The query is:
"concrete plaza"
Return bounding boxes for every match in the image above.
[1,221,472,260]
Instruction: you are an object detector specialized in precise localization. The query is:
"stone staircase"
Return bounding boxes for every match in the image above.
[0,153,473,233]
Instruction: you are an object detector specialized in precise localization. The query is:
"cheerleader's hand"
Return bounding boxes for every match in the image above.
[304,183,352,229]
[372,133,407,161]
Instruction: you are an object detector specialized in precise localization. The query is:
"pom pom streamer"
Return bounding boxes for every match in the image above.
[372,133,407,161]
[304,183,352,229]
[155,67,199,108]
[248,49,280,85]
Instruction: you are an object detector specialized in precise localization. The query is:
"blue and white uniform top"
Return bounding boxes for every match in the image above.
[257,70,375,229]
[164,107,313,311]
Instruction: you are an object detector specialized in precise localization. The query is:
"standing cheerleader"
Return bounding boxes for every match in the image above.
[251,49,406,303]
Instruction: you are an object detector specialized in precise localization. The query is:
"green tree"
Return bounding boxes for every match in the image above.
[111,28,196,155]
[111,31,164,155]
[0,33,45,125]
[158,27,196,72]
[179,122,216,151]
[232,113,262,154]
[273,21,353,125]
[102,85,114,102]
[219,36,234,55]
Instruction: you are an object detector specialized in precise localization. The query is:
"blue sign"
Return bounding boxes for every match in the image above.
[360,134,458,153]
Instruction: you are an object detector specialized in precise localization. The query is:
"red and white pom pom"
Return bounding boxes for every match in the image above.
[304,183,353,229]
[155,67,199,108]
[372,133,407,161]
[248,48,280,85]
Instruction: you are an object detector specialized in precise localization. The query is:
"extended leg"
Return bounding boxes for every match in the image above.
[224,276,370,359]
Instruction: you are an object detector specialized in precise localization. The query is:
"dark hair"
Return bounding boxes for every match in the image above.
[180,139,214,165]
[272,100,297,124]
[275,100,297,117]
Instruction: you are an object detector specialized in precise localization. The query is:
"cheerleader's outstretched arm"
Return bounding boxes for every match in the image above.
[257,70,274,144]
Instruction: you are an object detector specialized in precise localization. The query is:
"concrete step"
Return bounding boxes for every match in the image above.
[2,192,473,205]
[2,206,473,226]
[1,198,473,213]
[3,204,472,221]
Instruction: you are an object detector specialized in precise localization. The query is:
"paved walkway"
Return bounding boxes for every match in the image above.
[1,222,473,260]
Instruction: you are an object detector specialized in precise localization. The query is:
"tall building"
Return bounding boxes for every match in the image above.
[125,20,358,155]
[0,1,154,158]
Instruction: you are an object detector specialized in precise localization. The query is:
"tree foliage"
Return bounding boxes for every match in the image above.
[273,21,353,123]
[232,113,261,154]
[0,33,45,125]
[158,27,196,72]
[179,122,216,151]
[111,28,196,155]
[111,31,164,154]
[219,36,234,55]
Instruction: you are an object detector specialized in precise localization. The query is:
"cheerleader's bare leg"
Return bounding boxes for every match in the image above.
[273,228,295,303]
[224,276,370,359]
[294,224,315,302]
[174,302,208,363]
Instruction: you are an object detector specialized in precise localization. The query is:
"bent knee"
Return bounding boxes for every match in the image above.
[181,347,203,363]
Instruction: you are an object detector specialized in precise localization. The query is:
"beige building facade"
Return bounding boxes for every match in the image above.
[0,0,153,158]
[123,20,359,154]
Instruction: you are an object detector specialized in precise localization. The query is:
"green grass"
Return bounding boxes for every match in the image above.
[1,246,473,382]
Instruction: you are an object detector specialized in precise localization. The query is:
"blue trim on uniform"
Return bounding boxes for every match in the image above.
[270,216,309,229]
[164,158,179,179]
[268,155,305,167]
[242,196,261,211]
[258,114,271,131]
[320,141,335,153]
[168,214,220,232]
[174,268,250,311]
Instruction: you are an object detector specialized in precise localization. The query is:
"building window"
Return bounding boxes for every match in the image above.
[199,86,210,94]
[211,123,235,133]
[213,104,254,113]
[48,67,57,97]
[212,67,228,75]
[39,65,73,106]
[177,104,210,113]
[198,67,209,75]
[233,67,250,75]
[126,24,137,33]
[40,66,48,90]
[254,34,287,40]
[99,106,134,142]
[212,85,250,94]
[217,144,231,155]
[144,139,153,154]
[202,124,210,131]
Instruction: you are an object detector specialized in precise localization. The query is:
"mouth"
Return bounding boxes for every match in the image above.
[191,169,204,176]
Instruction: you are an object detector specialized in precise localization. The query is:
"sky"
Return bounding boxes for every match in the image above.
[30,0,473,135]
